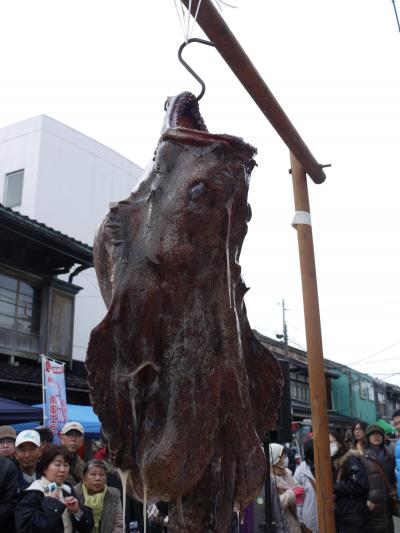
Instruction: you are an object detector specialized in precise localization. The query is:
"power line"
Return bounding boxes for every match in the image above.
[347,339,400,365]
[369,372,400,377]
[351,356,400,365]
[288,337,306,351]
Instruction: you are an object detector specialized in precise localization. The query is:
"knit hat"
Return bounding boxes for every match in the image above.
[365,424,385,438]
[0,425,17,440]
[269,443,284,466]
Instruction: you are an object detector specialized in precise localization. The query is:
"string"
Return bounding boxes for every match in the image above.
[188,0,203,40]
[173,0,237,41]
[173,0,188,41]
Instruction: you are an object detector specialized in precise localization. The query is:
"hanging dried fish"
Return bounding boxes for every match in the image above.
[86,91,283,532]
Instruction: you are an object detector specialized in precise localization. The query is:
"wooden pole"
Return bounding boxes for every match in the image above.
[179,2,335,530]
[290,152,335,533]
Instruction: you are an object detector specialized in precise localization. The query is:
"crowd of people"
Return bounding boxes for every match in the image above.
[267,410,400,532]
[0,411,399,533]
[0,422,159,533]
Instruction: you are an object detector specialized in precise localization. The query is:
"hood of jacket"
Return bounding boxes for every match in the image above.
[333,448,363,470]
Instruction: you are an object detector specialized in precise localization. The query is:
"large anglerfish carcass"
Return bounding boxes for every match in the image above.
[86,92,283,532]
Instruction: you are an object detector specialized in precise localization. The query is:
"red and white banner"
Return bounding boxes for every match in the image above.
[42,356,68,443]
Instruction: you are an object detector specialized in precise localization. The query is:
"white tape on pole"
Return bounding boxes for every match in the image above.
[291,211,312,228]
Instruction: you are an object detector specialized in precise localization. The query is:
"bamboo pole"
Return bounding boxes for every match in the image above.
[290,153,335,533]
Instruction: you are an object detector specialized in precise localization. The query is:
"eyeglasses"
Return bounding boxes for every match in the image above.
[0,439,15,445]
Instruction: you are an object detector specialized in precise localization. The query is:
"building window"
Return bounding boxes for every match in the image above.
[290,379,310,401]
[368,383,375,402]
[360,382,368,400]
[377,392,386,404]
[0,273,41,334]
[48,290,73,359]
[3,170,24,208]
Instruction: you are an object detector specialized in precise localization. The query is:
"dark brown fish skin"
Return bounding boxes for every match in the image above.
[86,92,282,532]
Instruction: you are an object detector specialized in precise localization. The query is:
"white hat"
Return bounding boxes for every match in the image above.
[269,443,284,466]
[15,429,40,448]
[61,421,84,435]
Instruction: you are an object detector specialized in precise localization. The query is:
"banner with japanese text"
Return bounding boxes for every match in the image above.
[42,356,68,443]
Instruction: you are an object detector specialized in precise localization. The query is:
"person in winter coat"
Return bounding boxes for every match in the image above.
[269,442,302,533]
[0,455,19,533]
[363,424,396,533]
[75,459,123,533]
[294,439,318,532]
[330,430,371,533]
[15,444,93,533]
[392,409,400,502]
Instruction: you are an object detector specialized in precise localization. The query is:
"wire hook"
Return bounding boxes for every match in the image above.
[178,38,216,101]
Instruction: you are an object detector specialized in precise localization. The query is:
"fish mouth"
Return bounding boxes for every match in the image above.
[162,91,256,165]
[164,91,208,132]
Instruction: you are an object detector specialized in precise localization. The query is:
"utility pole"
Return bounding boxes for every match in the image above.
[282,299,289,358]
[277,299,289,358]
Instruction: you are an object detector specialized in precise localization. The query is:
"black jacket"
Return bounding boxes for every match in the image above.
[15,483,94,533]
[333,449,371,533]
[0,456,19,533]
[363,444,395,533]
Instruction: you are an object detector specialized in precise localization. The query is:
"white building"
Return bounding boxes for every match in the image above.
[0,115,143,362]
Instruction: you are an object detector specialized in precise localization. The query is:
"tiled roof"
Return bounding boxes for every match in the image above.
[0,203,93,266]
[0,360,88,391]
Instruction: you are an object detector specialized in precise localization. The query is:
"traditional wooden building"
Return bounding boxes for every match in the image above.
[0,203,93,405]
[255,332,357,434]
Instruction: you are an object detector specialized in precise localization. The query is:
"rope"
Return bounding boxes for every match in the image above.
[173,0,237,42]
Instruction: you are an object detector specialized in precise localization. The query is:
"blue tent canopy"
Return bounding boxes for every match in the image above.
[0,397,42,424]
[12,404,101,437]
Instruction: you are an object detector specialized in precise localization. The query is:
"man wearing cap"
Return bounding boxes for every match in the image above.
[60,421,85,485]
[14,429,41,492]
[0,426,16,459]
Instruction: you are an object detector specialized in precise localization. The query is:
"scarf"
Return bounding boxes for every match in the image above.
[272,464,285,477]
[83,483,107,533]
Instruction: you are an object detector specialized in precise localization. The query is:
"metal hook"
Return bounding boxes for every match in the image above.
[178,38,216,102]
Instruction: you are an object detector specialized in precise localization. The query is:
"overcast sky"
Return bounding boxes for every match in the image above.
[1,1,400,385]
